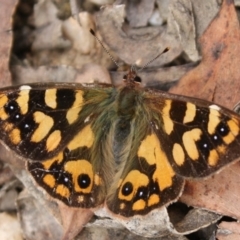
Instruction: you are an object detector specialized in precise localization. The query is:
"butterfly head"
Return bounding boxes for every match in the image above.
[123,69,142,87]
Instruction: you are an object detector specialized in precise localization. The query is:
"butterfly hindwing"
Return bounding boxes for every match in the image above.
[27,122,111,208]
[106,122,184,217]
[0,83,115,209]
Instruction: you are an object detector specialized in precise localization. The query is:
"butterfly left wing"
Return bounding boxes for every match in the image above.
[0,82,116,209]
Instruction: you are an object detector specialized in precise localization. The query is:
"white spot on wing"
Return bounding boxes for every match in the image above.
[84,116,90,123]
[20,85,32,90]
[209,104,221,111]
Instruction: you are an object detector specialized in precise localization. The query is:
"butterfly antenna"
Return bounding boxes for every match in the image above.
[90,29,120,68]
[138,47,170,72]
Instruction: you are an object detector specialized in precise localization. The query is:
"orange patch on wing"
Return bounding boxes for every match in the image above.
[66,90,84,124]
[64,159,93,193]
[31,111,54,142]
[46,130,61,152]
[56,184,70,198]
[172,143,185,166]
[16,90,30,115]
[45,89,57,109]
[43,174,55,188]
[162,100,174,135]
[132,199,146,211]
[0,95,8,120]
[9,128,21,144]
[138,134,175,191]
[182,128,202,161]
[148,194,160,207]
[183,102,196,123]
[68,124,94,150]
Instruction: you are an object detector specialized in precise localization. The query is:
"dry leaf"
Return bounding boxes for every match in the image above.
[180,162,240,220]
[170,0,240,108]
[17,190,63,240]
[0,212,22,240]
[0,0,17,87]
[58,202,94,240]
[96,5,182,67]
[217,221,240,240]
[125,0,155,27]
[169,0,240,220]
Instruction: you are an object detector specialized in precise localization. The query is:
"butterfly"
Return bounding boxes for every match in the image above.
[0,69,239,217]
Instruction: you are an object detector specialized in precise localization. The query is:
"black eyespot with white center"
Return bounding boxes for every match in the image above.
[56,171,72,187]
[149,181,160,194]
[121,182,133,196]
[216,122,229,136]
[4,100,22,123]
[196,134,213,158]
[135,186,148,199]
[78,174,91,189]
[211,133,223,145]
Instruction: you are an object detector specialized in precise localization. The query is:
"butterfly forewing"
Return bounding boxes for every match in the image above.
[145,90,240,178]
[0,83,113,160]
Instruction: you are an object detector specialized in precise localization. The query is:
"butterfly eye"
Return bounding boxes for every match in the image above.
[78,174,91,188]
[134,76,141,83]
[121,182,133,196]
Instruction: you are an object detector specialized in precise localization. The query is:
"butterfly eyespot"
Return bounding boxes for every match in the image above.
[5,101,19,113]
[15,114,20,119]
[78,174,91,188]
[213,135,218,140]
[24,123,30,129]
[203,143,208,148]
[121,182,133,196]
[136,187,147,198]
[217,123,229,136]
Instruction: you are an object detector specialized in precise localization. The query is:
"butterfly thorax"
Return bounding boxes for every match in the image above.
[118,69,142,118]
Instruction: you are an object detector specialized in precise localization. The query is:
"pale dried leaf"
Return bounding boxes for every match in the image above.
[217,221,240,240]
[96,5,182,67]
[180,162,240,220]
